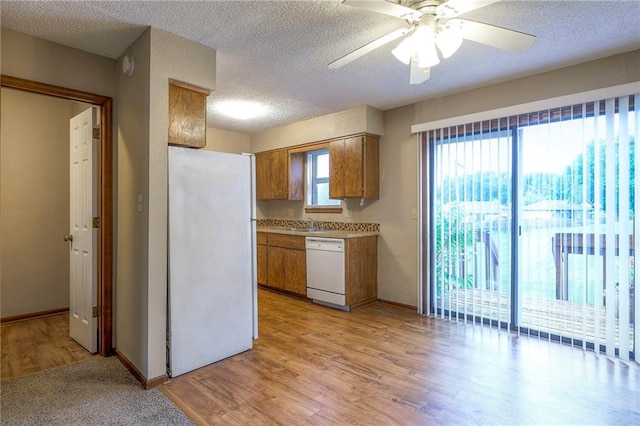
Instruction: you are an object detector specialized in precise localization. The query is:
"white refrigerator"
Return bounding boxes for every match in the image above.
[167,146,257,378]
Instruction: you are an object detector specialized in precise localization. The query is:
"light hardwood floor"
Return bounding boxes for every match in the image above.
[1,313,94,379]
[161,289,640,425]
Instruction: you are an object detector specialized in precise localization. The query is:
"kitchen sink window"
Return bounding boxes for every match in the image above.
[306,148,341,208]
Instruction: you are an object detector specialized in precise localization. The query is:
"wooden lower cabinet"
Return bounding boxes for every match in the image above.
[284,249,306,295]
[267,246,286,290]
[257,232,378,305]
[260,233,307,297]
[257,232,268,286]
[344,236,378,306]
[257,244,268,285]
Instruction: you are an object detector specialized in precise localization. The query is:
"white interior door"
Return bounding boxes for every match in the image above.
[68,107,97,353]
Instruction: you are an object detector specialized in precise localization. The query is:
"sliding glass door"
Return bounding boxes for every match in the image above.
[516,99,636,357]
[431,124,513,329]
[517,111,603,343]
[427,93,638,360]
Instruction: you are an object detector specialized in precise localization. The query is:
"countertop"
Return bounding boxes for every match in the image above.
[257,226,379,239]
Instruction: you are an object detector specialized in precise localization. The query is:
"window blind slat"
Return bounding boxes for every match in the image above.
[603,98,616,357]
[618,96,631,360]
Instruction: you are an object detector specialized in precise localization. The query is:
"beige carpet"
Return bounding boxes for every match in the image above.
[0,356,193,425]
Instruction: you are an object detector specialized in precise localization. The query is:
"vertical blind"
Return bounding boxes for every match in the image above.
[425,93,638,361]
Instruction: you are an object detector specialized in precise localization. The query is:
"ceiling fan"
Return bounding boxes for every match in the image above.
[328,0,536,84]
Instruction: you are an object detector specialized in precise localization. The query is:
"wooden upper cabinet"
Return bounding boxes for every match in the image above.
[168,79,210,148]
[256,153,271,200]
[255,150,304,201]
[330,134,379,200]
[329,139,346,200]
[270,150,288,199]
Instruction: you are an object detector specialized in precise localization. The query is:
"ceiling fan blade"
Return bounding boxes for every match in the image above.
[409,62,431,85]
[328,27,412,69]
[343,0,423,21]
[453,19,536,53]
[436,0,501,19]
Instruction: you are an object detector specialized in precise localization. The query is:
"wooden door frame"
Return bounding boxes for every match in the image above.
[1,74,113,356]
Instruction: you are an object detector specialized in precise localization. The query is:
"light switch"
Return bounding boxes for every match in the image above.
[411,208,417,219]
[137,194,143,212]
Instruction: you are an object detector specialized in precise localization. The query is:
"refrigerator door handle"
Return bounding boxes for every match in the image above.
[248,153,258,339]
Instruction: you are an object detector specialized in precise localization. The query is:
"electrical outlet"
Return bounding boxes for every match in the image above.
[344,208,353,218]
[287,208,295,217]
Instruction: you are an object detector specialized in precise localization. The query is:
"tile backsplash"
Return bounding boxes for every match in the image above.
[258,219,379,232]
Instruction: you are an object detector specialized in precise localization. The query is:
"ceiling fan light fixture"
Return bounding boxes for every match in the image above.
[416,45,440,68]
[436,24,463,59]
[392,37,414,65]
[412,25,440,68]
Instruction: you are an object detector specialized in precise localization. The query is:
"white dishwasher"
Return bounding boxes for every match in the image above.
[306,237,347,310]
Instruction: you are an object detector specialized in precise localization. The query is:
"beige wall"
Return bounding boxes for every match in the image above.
[0,88,89,317]
[1,28,116,98]
[0,28,116,317]
[251,105,383,152]
[251,49,640,307]
[115,29,152,376]
[205,127,251,154]
[1,28,117,326]
[113,27,217,381]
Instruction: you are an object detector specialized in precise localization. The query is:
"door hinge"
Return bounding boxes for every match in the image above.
[92,306,99,318]
[93,217,100,228]
[92,127,100,139]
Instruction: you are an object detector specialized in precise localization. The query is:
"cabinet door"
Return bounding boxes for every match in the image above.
[362,135,380,199]
[344,236,378,305]
[288,152,304,201]
[270,150,289,199]
[284,249,307,296]
[255,152,271,200]
[343,136,363,197]
[255,150,304,201]
[257,244,268,285]
[168,80,209,148]
[329,139,345,199]
[267,246,286,290]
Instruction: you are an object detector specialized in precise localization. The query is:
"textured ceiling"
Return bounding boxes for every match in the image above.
[2,0,639,133]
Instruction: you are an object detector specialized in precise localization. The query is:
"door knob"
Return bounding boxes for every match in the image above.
[63,234,73,242]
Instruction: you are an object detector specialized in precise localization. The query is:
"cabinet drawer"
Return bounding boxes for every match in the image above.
[257,232,268,245]
[268,234,306,250]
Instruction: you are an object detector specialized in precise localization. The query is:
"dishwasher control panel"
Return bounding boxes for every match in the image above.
[305,237,344,252]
